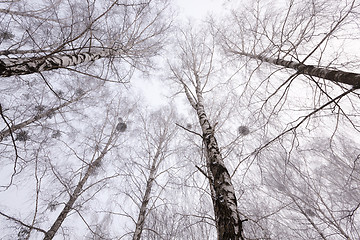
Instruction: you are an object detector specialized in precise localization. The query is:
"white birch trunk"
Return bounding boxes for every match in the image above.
[183,73,245,240]
[132,143,163,240]
[0,49,120,77]
[43,133,115,240]
[233,51,360,87]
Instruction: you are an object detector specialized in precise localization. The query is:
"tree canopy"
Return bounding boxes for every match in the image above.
[1,0,360,239]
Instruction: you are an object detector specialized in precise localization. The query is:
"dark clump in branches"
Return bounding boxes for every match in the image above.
[116,122,127,132]
[34,105,46,113]
[0,30,14,41]
[116,117,127,132]
[16,130,30,142]
[48,202,58,212]
[17,227,30,240]
[51,130,61,139]
[90,160,103,175]
[238,126,250,136]
[75,88,85,96]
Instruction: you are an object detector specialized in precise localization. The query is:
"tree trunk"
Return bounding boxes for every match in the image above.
[196,104,244,240]
[233,51,360,87]
[0,94,84,141]
[183,74,245,240]
[132,143,162,240]
[0,49,120,77]
[43,133,115,240]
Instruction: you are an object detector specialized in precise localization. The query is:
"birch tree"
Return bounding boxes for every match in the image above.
[215,0,360,167]
[213,0,360,238]
[220,0,360,117]
[257,135,360,239]
[0,0,170,78]
[0,1,173,239]
[218,0,360,172]
[0,76,106,191]
[0,0,172,194]
[0,93,133,239]
[0,87,90,142]
[131,107,178,240]
[228,51,360,88]
[170,26,246,240]
[43,116,124,240]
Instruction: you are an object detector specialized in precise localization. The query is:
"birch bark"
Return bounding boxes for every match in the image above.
[232,51,360,87]
[183,73,245,240]
[132,143,162,240]
[43,131,117,240]
[0,49,121,77]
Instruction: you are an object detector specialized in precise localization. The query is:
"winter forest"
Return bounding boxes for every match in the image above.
[0,0,360,239]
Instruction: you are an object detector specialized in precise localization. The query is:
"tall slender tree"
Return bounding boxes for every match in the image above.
[43,127,120,240]
[132,107,178,240]
[170,26,245,240]
[0,96,130,239]
[215,0,360,238]
[0,1,172,238]
[3,0,360,239]
[228,51,360,88]
[218,0,360,156]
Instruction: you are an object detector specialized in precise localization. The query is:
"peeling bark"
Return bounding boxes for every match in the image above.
[0,49,121,77]
[234,51,360,87]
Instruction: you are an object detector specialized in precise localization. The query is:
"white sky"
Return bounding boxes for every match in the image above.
[174,0,226,20]
[134,0,228,108]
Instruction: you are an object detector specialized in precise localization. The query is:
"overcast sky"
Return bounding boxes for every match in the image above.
[132,0,228,107]
[174,0,226,20]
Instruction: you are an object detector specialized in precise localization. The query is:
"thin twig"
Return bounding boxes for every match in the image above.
[0,103,19,190]
[232,87,356,177]
[195,165,210,180]
[0,211,47,234]
[175,123,203,138]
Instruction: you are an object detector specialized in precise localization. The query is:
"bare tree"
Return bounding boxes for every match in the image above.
[218,0,360,169]
[228,51,360,88]
[0,93,133,239]
[213,0,360,238]
[0,88,90,141]
[132,107,178,240]
[0,0,170,78]
[3,0,360,239]
[0,1,173,239]
[257,135,360,239]
[0,0,172,194]
[43,120,122,240]
[170,26,246,240]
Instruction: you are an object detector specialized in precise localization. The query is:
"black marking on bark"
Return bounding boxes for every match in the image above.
[27,62,39,73]
[48,58,60,68]
[0,60,6,75]
[79,53,86,62]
